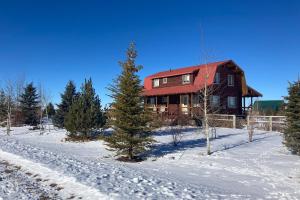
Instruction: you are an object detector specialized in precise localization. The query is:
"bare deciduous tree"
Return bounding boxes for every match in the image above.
[38,83,52,134]
[4,80,15,135]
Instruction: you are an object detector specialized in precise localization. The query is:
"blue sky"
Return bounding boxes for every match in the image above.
[0,0,299,106]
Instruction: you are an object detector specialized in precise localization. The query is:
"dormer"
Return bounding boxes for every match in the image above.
[182,74,191,84]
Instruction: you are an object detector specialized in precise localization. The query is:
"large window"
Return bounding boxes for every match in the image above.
[210,95,220,107]
[182,74,191,84]
[214,72,220,84]
[227,96,237,108]
[228,75,234,86]
[153,79,160,87]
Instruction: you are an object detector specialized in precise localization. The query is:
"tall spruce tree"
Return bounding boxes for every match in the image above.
[53,81,77,128]
[64,78,104,138]
[19,83,39,126]
[284,80,300,155]
[106,43,152,160]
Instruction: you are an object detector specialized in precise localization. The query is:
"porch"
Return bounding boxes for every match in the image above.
[242,85,263,114]
[145,94,202,117]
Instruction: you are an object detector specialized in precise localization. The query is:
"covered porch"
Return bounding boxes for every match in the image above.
[145,93,196,116]
[242,85,263,114]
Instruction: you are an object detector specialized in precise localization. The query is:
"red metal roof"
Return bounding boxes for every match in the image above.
[143,60,230,96]
[143,85,199,96]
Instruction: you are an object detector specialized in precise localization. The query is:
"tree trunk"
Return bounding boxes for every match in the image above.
[204,78,211,155]
[6,100,11,135]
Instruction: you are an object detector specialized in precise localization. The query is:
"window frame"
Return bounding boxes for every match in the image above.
[210,95,220,107]
[149,97,156,105]
[162,77,168,84]
[181,95,189,106]
[153,78,160,87]
[228,74,234,86]
[227,96,237,108]
[182,74,191,84]
[214,72,220,84]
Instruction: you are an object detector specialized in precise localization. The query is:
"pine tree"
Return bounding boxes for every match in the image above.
[284,80,300,155]
[106,43,152,160]
[53,81,77,128]
[64,78,104,139]
[19,83,39,126]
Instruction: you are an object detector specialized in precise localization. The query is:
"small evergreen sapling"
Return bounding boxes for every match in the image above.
[106,43,153,161]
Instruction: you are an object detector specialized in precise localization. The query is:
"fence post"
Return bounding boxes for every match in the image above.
[269,116,272,131]
[233,115,236,129]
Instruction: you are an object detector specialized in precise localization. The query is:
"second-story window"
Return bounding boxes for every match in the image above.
[163,77,168,84]
[153,79,160,87]
[214,72,220,84]
[182,74,190,84]
[228,74,234,86]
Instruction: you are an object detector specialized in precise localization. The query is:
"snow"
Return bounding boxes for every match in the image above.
[0,126,300,199]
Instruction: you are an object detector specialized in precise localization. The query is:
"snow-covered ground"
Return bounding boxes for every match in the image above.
[0,126,299,199]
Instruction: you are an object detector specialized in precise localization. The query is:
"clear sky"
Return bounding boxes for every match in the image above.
[0,0,299,106]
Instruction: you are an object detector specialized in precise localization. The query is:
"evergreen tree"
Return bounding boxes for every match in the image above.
[106,43,152,160]
[19,83,39,126]
[284,80,300,155]
[65,78,104,138]
[44,103,56,118]
[53,81,77,128]
[0,89,6,123]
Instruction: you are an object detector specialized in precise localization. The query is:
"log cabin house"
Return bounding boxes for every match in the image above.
[143,60,262,118]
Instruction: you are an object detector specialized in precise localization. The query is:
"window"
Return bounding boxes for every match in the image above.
[181,95,189,105]
[227,96,237,108]
[228,75,234,86]
[149,97,155,105]
[193,95,200,107]
[163,77,168,84]
[182,74,190,84]
[161,96,168,103]
[214,73,220,84]
[210,95,220,107]
[153,79,160,87]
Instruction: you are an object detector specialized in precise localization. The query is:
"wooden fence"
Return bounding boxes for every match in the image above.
[247,115,286,132]
[207,114,236,128]
[208,114,286,132]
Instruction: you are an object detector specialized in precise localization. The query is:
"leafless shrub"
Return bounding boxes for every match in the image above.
[169,126,184,147]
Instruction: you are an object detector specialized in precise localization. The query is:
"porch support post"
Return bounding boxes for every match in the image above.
[167,95,169,109]
[250,97,253,108]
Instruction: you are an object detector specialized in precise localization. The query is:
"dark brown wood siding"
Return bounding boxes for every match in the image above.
[152,73,194,88]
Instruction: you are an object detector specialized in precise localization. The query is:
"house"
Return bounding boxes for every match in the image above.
[253,100,284,115]
[142,60,262,117]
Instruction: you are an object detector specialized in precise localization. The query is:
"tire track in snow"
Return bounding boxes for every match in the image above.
[0,136,250,199]
[0,150,108,200]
